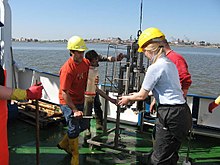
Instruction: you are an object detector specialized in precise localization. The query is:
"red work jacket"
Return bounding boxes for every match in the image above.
[0,66,9,165]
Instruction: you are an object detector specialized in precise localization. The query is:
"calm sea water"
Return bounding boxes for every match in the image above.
[12,42,220,97]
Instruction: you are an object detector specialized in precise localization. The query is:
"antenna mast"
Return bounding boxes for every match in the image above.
[137,0,144,38]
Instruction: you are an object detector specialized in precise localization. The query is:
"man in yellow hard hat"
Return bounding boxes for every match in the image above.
[57,36,90,165]
[118,27,192,165]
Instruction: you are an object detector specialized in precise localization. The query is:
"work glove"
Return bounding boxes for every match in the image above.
[10,82,43,100]
[208,96,220,113]
[208,102,219,113]
[26,82,43,100]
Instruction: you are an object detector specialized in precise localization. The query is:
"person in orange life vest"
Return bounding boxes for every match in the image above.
[0,64,43,165]
[208,95,220,113]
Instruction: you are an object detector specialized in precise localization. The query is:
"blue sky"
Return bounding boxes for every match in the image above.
[10,0,220,43]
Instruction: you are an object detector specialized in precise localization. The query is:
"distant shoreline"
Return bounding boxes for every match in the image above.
[12,40,220,49]
[169,43,220,49]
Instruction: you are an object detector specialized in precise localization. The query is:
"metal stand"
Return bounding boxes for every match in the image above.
[87,92,150,157]
[87,42,150,156]
[35,99,40,165]
[182,131,192,165]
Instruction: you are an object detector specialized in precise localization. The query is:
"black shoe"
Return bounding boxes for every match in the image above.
[83,135,91,148]
[57,144,71,155]
[57,143,62,149]
[82,141,90,147]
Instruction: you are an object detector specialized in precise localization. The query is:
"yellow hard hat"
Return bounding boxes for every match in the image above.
[138,27,165,52]
[67,36,88,51]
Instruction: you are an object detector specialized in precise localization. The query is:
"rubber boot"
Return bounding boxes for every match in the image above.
[69,137,79,165]
[57,133,71,155]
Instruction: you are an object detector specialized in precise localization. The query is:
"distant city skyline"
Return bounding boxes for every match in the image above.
[12,36,219,45]
[10,0,220,43]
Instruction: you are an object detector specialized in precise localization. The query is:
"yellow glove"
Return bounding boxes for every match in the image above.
[10,83,43,100]
[10,89,27,100]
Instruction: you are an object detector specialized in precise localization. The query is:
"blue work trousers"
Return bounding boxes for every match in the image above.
[60,104,89,139]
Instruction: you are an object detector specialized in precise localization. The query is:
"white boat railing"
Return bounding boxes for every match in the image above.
[15,67,220,131]
[15,67,60,105]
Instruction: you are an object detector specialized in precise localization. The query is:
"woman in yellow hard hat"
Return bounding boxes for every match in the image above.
[118,27,192,164]
[141,28,192,114]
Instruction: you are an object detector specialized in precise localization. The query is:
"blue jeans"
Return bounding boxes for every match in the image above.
[60,104,90,139]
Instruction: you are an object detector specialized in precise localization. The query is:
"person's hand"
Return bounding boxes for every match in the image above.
[208,101,219,113]
[182,89,188,98]
[118,96,130,106]
[116,53,125,61]
[150,101,156,114]
[150,98,156,114]
[95,76,99,85]
[26,82,43,100]
[72,110,83,119]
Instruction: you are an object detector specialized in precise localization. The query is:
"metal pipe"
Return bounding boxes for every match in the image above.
[114,106,121,148]
[35,83,40,165]
[103,90,109,133]
[70,115,93,119]
[124,66,130,95]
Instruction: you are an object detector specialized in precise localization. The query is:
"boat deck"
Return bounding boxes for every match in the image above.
[8,118,220,165]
